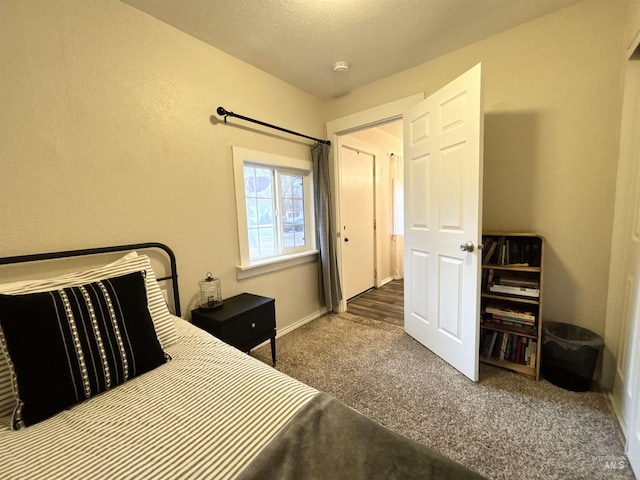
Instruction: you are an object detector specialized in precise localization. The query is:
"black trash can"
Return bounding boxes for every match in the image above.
[541,322,604,392]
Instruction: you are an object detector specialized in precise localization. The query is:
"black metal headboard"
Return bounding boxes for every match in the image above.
[0,242,181,317]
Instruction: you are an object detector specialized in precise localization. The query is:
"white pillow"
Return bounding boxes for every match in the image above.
[0,252,178,419]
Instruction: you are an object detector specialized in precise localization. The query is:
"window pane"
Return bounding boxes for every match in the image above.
[244,166,272,200]
[282,198,293,224]
[293,199,304,222]
[293,197,305,248]
[244,166,259,196]
[255,168,272,198]
[281,175,292,198]
[257,198,273,225]
[258,226,275,256]
[279,173,306,250]
[244,164,277,260]
[283,231,294,249]
[245,198,258,227]
[292,176,303,198]
[248,228,259,259]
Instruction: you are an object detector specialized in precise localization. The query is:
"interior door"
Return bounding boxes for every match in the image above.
[627,301,640,475]
[403,63,484,381]
[340,144,375,300]
[618,59,640,477]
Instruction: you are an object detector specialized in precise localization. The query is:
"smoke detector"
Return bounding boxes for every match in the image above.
[333,61,350,73]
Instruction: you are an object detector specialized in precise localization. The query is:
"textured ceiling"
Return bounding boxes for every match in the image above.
[122,0,582,99]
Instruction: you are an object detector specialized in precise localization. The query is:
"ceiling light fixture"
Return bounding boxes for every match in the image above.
[333,61,350,73]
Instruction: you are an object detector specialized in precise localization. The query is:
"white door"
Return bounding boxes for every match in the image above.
[403,63,484,381]
[340,144,375,300]
[627,298,640,475]
[617,59,640,476]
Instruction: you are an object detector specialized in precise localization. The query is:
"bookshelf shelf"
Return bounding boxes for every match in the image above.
[481,292,540,305]
[480,356,537,377]
[479,232,544,380]
[480,320,538,339]
[483,265,541,273]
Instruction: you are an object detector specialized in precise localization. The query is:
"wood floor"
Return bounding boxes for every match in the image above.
[347,279,404,327]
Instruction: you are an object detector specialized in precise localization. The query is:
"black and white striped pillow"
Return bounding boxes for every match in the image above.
[0,253,177,420]
[0,271,169,429]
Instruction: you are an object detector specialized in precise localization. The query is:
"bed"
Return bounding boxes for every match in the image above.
[0,243,484,480]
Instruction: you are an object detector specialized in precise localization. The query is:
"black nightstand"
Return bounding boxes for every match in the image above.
[191,293,276,365]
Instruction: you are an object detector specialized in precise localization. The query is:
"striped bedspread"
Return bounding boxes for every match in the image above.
[0,317,318,480]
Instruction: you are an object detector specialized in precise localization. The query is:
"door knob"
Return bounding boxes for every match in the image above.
[459,241,474,252]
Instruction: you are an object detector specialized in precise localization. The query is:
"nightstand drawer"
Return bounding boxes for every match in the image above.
[224,302,274,347]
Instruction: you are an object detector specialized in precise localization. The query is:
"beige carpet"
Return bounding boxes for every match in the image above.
[252,312,634,480]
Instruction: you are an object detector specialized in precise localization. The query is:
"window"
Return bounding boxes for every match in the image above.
[243,165,308,258]
[233,147,316,274]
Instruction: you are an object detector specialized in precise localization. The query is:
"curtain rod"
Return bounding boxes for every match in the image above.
[217,106,331,146]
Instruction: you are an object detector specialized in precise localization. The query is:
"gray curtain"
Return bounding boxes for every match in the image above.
[312,142,342,311]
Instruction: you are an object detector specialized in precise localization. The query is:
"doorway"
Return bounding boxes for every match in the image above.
[338,122,404,308]
[327,65,484,383]
[326,94,423,314]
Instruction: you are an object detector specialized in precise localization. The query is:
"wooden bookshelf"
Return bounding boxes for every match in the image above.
[479,232,544,380]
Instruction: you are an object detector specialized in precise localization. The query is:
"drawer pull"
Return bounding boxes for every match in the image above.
[251,322,256,328]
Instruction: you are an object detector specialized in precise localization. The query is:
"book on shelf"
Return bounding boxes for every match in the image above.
[489,284,540,298]
[483,240,498,264]
[499,333,509,359]
[481,268,495,291]
[482,236,541,267]
[496,237,506,265]
[489,314,535,326]
[498,273,539,289]
[485,331,498,358]
[485,306,535,321]
[480,328,538,367]
[507,338,515,363]
[484,306,536,327]
[481,320,537,337]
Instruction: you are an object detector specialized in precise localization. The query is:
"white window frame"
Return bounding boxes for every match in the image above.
[233,146,318,278]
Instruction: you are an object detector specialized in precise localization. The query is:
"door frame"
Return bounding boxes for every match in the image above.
[327,94,424,312]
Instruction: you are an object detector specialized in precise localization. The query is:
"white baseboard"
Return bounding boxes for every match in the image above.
[277,308,327,338]
[248,308,328,353]
[378,276,395,287]
[607,389,628,440]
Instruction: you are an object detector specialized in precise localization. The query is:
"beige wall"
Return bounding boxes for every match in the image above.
[0,0,633,343]
[0,0,326,330]
[326,0,628,337]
